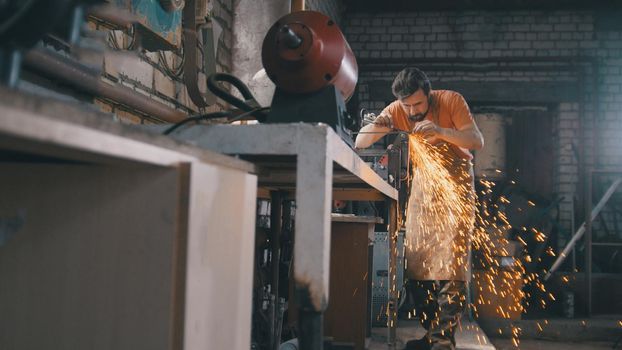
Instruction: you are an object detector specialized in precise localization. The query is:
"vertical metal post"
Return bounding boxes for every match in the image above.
[69,6,84,46]
[386,135,406,348]
[291,0,306,11]
[0,49,22,88]
[299,311,323,349]
[569,196,577,273]
[387,199,398,348]
[271,191,283,350]
[585,171,593,316]
[295,129,333,350]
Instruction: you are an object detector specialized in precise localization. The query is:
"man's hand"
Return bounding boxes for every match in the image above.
[412,120,443,142]
[355,113,393,148]
[373,113,393,128]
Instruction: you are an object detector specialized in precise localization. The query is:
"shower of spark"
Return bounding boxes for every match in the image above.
[404,135,474,280]
[400,135,555,348]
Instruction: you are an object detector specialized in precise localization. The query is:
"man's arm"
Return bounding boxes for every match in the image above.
[412,120,484,150]
[354,114,392,149]
[440,122,484,150]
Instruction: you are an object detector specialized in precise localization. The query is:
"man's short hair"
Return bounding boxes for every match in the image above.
[391,67,431,99]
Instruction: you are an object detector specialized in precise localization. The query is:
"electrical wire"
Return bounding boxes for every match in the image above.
[158,43,184,78]
[229,106,271,123]
[107,30,120,49]
[206,73,266,121]
[162,110,231,135]
[107,25,135,50]
[162,106,271,135]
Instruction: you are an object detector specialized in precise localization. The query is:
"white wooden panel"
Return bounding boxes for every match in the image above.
[183,162,257,350]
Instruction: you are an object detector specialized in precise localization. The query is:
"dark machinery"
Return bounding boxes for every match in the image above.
[0,0,103,87]
[261,11,359,146]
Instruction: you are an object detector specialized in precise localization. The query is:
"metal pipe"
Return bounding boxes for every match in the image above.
[358,56,596,65]
[357,57,593,73]
[291,0,305,12]
[87,5,135,30]
[387,200,398,348]
[586,171,593,316]
[298,310,322,350]
[0,49,22,88]
[23,48,187,123]
[270,191,283,350]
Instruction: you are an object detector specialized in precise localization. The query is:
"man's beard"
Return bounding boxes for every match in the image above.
[408,114,426,122]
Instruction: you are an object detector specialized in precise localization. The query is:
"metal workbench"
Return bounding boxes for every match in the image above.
[160,123,400,350]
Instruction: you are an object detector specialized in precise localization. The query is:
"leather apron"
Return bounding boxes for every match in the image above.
[404,115,475,281]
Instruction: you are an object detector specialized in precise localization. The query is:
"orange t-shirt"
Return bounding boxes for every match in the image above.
[381,90,474,160]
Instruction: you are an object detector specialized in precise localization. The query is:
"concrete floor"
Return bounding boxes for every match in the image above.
[367,316,622,349]
[478,316,622,342]
[490,339,617,350]
[368,319,495,350]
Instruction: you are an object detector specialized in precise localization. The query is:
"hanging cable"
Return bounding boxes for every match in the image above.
[206,73,268,122]
[158,42,184,78]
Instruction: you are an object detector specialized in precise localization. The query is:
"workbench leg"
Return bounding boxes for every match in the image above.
[299,311,323,350]
[387,199,399,349]
[294,135,333,350]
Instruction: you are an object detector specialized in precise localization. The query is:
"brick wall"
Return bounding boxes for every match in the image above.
[92,0,232,123]
[212,0,233,74]
[343,11,622,247]
[306,0,344,24]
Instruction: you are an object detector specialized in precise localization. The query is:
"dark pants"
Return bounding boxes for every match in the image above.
[410,280,467,350]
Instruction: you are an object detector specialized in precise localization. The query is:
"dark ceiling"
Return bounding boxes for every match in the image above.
[342,0,622,12]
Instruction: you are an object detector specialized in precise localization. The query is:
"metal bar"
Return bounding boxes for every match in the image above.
[387,199,398,349]
[591,242,622,246]
[355,148,386,157]
[182,0,208,108]
[577,63,586,267]
[23,48,187,123]
[291,0,305,11]
[385,136,405,348]
[87,5,136,30]
[351,131,404,135]
[544,177,622,280]
[591,169,622,174]
[270,191,283,350]
[299,311,322,350]
[586,171,593,316]
[570,196,577,271]
[592,62,601,178]
[0,49,22,88]
[357,56,596,68]
[295,127,333,350]
[360,64,579,73]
